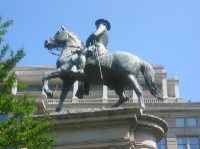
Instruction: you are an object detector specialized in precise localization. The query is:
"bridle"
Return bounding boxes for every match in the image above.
[48,43,82,56]
[48,30,83,56]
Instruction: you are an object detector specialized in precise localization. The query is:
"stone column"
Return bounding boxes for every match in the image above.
[173,77,180,98]
[102,85,108,103]
[71,81,79,103]
[132,90,137,102]
[72,81,78,99]
[162,76,168,99]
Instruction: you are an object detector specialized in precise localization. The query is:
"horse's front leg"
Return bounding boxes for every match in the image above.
[55,80,74,112]
[42,68,62,98]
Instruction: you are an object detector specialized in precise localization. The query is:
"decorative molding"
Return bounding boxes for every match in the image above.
[35,107,168,148]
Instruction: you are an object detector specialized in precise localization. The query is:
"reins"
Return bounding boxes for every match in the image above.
[48,45,82,56]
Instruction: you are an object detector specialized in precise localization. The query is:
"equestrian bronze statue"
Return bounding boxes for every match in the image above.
[42,26,161,112]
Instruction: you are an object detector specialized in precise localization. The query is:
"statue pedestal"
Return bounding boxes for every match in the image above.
[48,108,167,149]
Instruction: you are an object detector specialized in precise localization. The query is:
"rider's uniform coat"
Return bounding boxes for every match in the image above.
[86,23,109,56]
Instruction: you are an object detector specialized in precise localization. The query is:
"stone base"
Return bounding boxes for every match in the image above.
[44,107,167,149]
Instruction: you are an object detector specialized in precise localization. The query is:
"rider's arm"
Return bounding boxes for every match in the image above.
[93,24,107,37]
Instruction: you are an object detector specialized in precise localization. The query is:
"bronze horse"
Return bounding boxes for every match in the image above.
[42,26,161,112]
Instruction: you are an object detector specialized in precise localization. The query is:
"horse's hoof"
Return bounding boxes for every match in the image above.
[139,104,145,113]
[111,102,120,108]
[140,108,144,113]
[44,89,54,98]
[55,107,61,112]
[47,92,54,98]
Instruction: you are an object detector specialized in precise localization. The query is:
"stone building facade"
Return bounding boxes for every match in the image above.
[13,65,200,149]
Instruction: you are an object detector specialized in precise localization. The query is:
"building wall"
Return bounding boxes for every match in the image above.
[146,103,200,149]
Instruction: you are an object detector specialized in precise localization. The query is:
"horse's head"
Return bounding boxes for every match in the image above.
[44,26,83,50]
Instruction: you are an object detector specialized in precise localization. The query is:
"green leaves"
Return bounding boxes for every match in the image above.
[0,18,13,36]
[0,17,56,149]
[0,116,56,149]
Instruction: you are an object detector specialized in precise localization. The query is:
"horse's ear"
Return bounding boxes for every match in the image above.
[61,25,66,31]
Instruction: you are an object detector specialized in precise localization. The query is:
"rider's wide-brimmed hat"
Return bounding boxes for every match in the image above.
[95,19,111,30]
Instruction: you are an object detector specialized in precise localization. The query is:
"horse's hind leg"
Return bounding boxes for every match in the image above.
[55,79,74,112]
[75,82,90,99]
[112,88,129,107]
[128,74,145,111]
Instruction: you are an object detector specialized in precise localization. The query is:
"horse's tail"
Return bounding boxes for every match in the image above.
[140,61,162,100]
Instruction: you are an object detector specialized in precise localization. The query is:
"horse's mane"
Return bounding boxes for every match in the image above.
[69,32,84,47]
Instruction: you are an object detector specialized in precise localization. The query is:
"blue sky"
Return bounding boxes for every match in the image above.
[1,0,200,101]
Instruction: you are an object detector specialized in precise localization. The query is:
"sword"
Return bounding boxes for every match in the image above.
[94,40,103,79]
